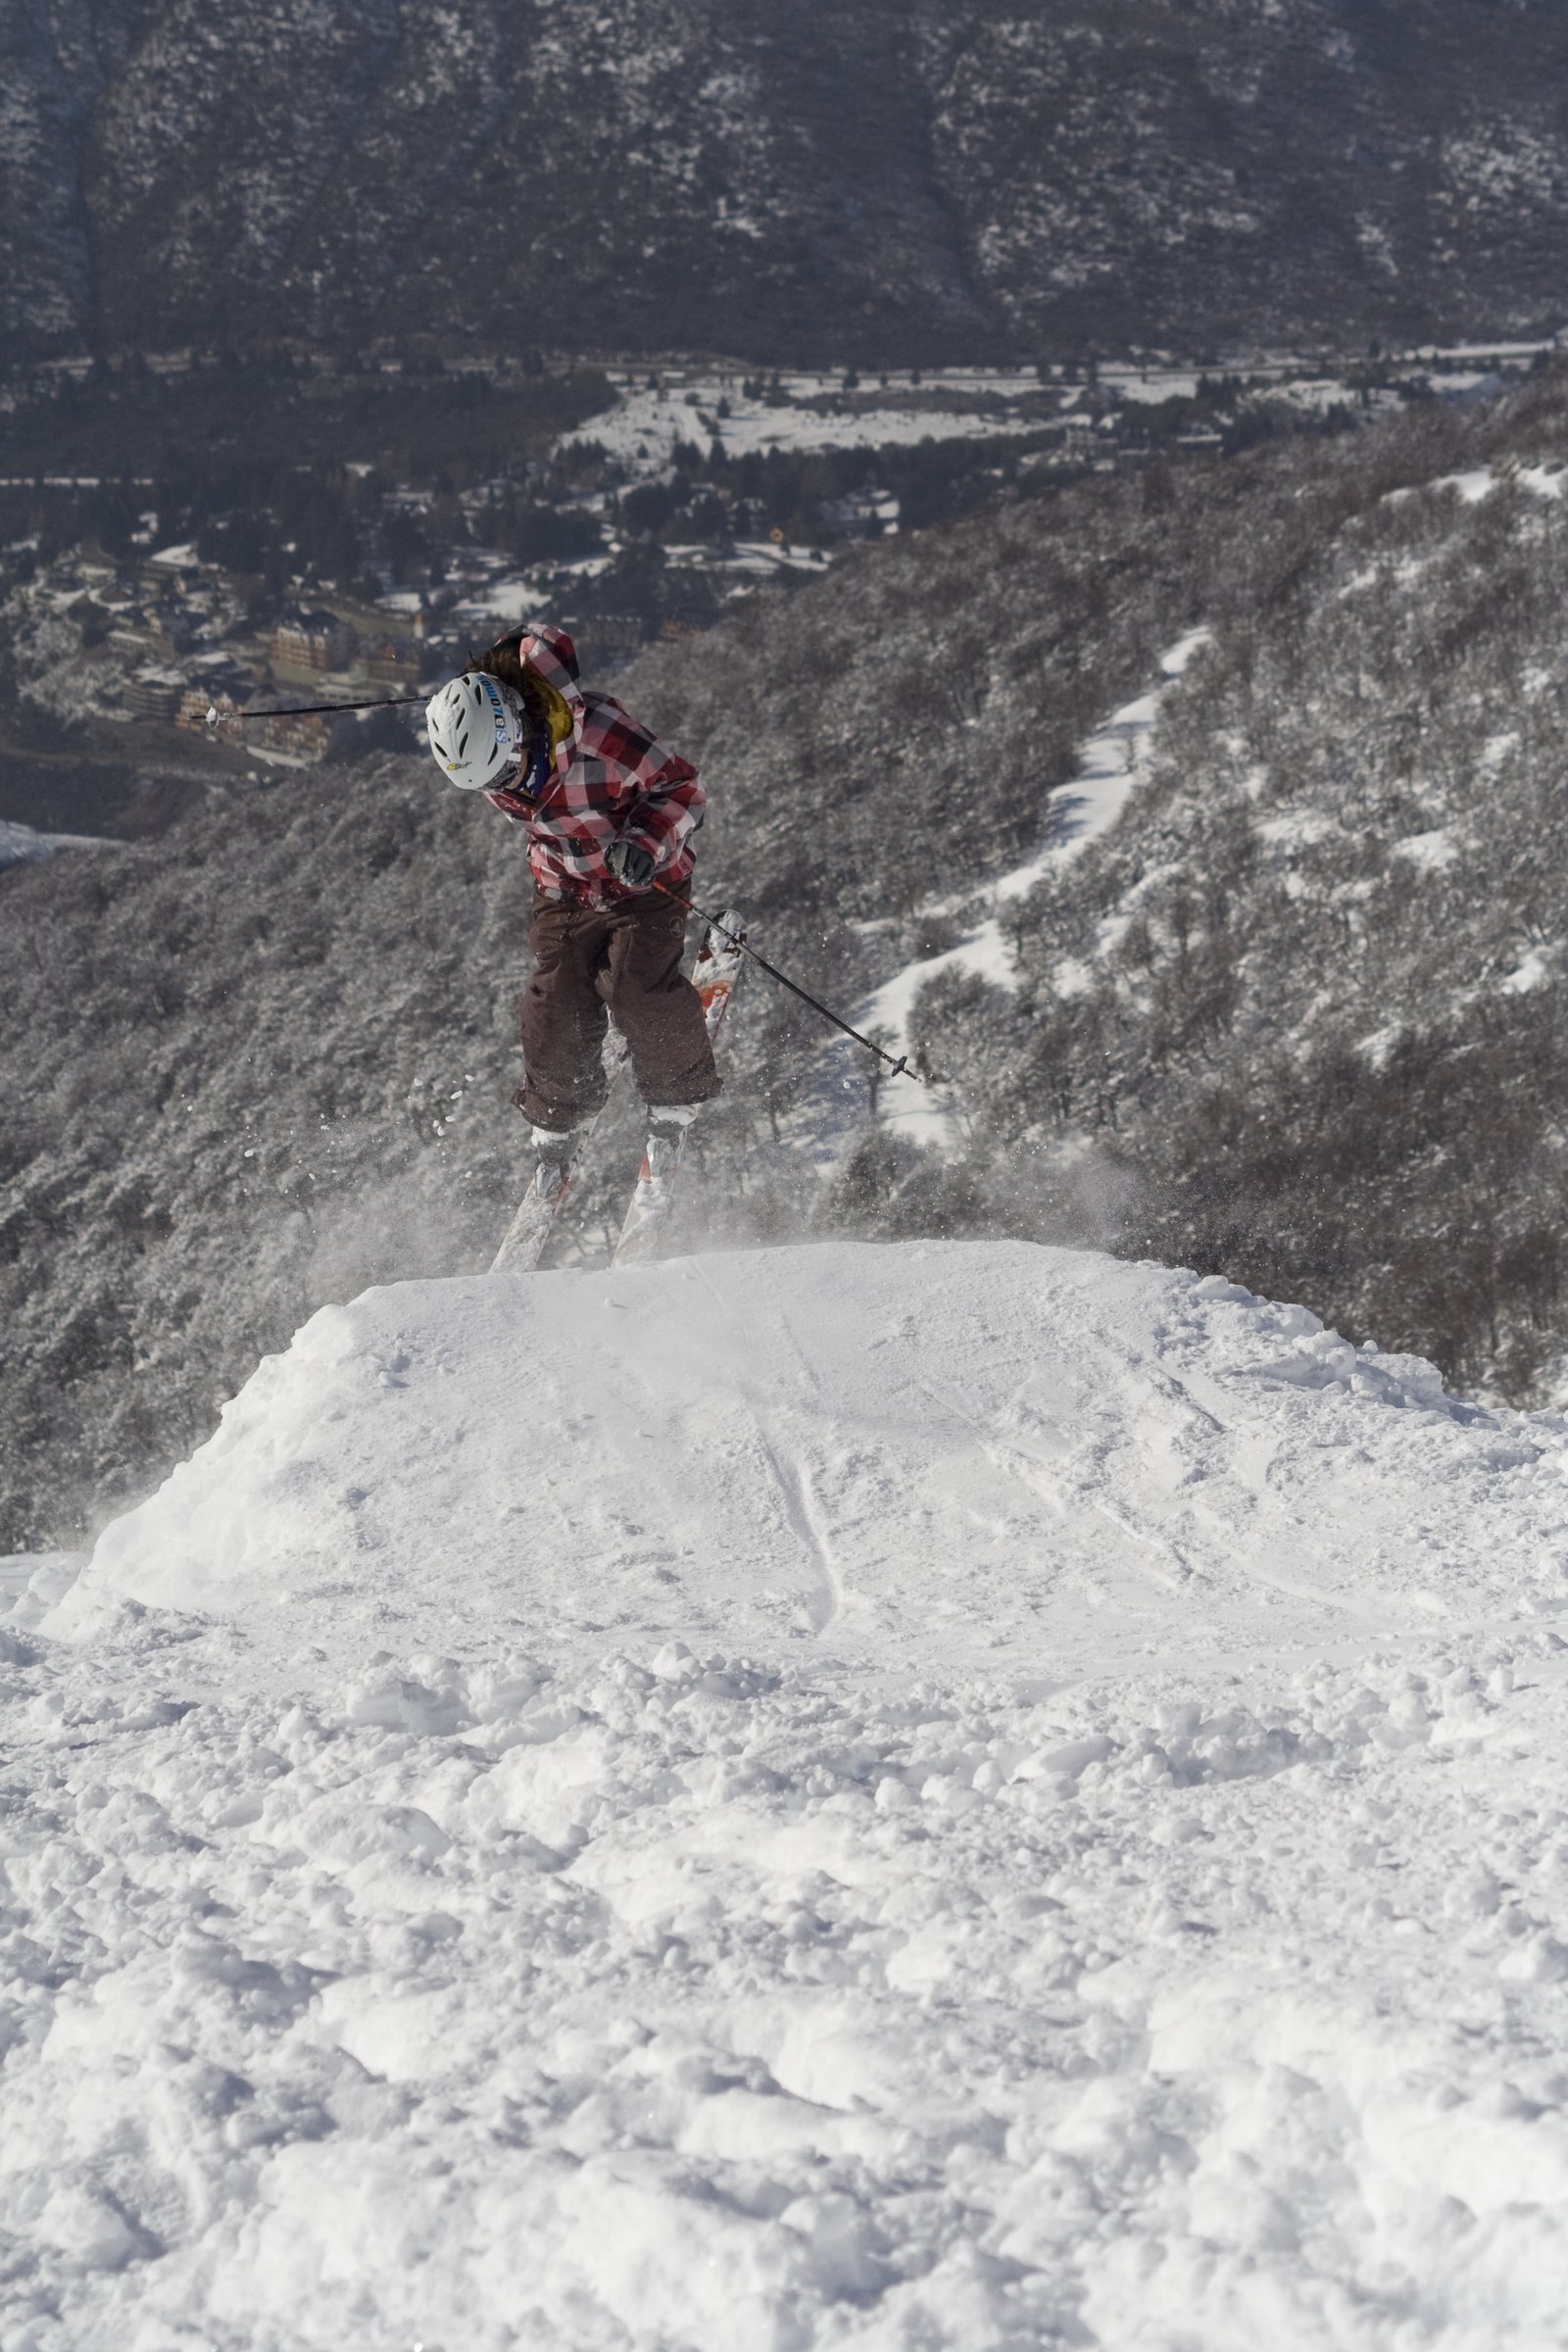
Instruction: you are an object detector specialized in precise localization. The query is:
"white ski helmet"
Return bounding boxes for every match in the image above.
[424,670,527,790]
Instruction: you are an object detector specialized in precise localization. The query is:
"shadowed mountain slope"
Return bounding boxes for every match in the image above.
[7,0,1568,362]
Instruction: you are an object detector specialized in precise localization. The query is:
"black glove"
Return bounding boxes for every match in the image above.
[605,837,656,889]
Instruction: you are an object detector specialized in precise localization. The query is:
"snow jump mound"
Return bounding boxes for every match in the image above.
[18,1242,1568,2352]
[55,1239,1568,1683]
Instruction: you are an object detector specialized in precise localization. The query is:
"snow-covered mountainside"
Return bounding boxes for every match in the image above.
[7,0,1568,362]
[0,419,1290,1554]
[614,362,1568,1409]
[7,1239,1568,2349]
[874,376,1568,1404]
[10,369,1568,1553]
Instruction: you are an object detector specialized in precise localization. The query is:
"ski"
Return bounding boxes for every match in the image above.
[612,912,746,1266]
[489,1024,630,1275]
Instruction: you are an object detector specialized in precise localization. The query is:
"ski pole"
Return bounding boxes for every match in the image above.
[651,876,921,1086]
[201,694,427,725]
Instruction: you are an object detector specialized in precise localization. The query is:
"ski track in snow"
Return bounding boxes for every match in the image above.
[8,1240,1568,2348]
[691,1262,845,1638]
[805,628,1212,1162]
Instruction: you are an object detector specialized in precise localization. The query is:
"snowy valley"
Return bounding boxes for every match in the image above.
[9,1238,1568,2348]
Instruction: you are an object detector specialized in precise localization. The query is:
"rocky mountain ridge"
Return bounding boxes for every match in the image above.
[7,0,1568,365]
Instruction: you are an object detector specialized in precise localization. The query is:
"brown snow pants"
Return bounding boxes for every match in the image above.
[515,882,721,1131]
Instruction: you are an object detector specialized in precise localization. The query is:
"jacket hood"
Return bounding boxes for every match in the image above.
[516,622,585,784]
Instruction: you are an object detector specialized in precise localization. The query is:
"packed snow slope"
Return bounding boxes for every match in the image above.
[48,1239,1568,1682]
[9,1239,1568,2351]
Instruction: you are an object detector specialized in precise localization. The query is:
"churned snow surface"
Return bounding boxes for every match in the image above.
[9,1239,1568,2349]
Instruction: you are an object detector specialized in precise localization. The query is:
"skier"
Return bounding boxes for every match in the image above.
[423,623,720,1157]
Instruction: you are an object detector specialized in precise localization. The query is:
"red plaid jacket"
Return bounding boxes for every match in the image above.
[479,623,704,907]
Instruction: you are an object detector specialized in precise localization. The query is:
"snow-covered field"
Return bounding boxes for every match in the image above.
[7,1239,1568,2348]
[557,344,1568,490]
[560,368,1065,483]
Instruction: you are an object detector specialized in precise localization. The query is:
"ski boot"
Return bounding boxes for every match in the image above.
[490,1118,590,1274]
[613,1103,705,1264]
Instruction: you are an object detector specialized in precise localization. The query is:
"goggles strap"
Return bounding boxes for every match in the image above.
[517,715,553,802]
